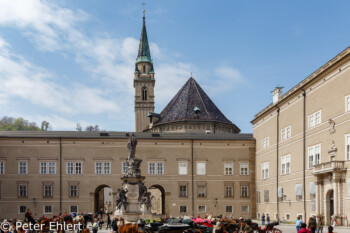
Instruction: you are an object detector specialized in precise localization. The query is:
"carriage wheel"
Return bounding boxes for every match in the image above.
[271,228,282,233]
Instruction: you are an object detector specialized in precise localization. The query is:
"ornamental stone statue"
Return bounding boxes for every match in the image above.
[116,188,128,211]
[123,133,143,178]
[115,133,152,221]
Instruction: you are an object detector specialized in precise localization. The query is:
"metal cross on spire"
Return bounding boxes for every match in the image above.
[142,2,146,16]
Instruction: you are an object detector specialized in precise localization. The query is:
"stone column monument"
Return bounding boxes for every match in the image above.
[114,134,152,221]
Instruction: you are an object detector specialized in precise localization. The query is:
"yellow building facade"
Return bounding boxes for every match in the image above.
[252,47,350,225]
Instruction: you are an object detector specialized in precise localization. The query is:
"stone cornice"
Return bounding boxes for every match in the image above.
[252,46,350,124]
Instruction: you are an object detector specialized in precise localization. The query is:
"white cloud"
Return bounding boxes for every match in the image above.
[0,0,87,51]
[0,36,119,115]
[0,0,245,130]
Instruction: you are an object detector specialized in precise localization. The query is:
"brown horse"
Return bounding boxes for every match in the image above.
[119,223,144,233]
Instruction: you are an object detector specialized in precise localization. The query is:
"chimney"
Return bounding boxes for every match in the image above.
[272,86,283,104]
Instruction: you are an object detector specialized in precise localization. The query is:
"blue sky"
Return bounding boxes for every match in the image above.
[1,0,350,133]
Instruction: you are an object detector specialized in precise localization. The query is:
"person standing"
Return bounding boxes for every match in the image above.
[317,217,324,233]
[267,214,270,224]
[296,216,303,232]
[106,213,111,230]
[92,218,99,233]
[298,223,310,233]
[308,217,316,233]
[112,217,119,233]
[262,214,265,226]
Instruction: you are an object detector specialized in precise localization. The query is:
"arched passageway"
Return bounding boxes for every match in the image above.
[149,185,165,215]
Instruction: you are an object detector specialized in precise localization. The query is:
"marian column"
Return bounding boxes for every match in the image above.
[114,134,152,221]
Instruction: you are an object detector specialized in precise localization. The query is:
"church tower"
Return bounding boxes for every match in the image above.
[134,10,155,132]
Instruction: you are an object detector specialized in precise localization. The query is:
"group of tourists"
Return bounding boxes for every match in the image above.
[295,215,334,233]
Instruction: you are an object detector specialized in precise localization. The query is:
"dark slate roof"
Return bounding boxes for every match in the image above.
[0,131,253,141]
[153,77,240,132]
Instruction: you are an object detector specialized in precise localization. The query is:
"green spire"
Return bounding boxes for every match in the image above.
[136,10,152,64]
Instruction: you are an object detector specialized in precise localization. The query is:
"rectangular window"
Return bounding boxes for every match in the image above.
[75,162,82,174]
[44,205,52,214]
[70,206,78,213]
[309,115,315,128]
[70,185,78,197]
[95,162,111,174]
[262,137,269,149]
[18,185,27,197]
[67,162,74,174]
[308,144,321,168]
[40,162,47,174]
[179,162,188,175]
[0,161,4,174]
[281,155,291,175]
[224,162,233,175]
[95,162,102,174]
[198,205,206,213]
[278,187,283,201]
[180,206,187,213]
[261,162,269,180]
[346,95,350,112]
[148,162,164,175]
[309,110,321,128]
[157,163,163,175]
[257,191,261,203]
[295,184,303,200]
[49,162,55,174]
[40,162,56,174]
[225,185,233,197]
[281,128,286,141]
[149,162,155,175]
[19,161,27,174]
[241,186,249,197]
[309,182,316,199]
[281,126,291,141]
[286,126,291,139]
[264,190,269,202]
[315,111,321,125]
[196,162,206,175]
[241,205,249,213]
[122,162,128,174]
[226,206,233,213]
[198,185,206,197]
[19,206,27,214]
[104,162,110,174]
[240,163,249,175]
[179,185,187,197]
[346,135,350,160]
[67,162,82,174]
[43,185,53,197]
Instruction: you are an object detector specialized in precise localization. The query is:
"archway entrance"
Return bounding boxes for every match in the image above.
[149,185,165,215]
[94,185,113,214]
[326,189,334,224]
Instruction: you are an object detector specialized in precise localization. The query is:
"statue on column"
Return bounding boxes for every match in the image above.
[140,191,152,210]
[124,134,143,178]
[116,188,128,211]
[139,182,147,202]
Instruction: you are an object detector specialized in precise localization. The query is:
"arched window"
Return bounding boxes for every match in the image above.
[143,65,146,73]
[142,87,148,101]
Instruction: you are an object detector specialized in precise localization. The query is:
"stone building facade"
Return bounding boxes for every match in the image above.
[0,12,256,220]
[252,47,350,225]
[0,132,255,219]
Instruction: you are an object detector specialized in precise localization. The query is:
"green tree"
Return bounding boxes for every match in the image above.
[0,116,41,131]
[41,121,51,131]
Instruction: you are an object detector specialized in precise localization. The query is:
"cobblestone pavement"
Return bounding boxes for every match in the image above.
[261,224,350,233]
[93,224,350,233]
